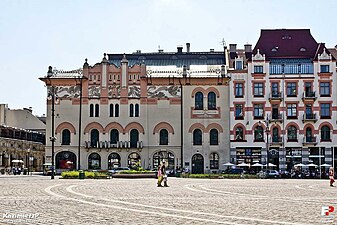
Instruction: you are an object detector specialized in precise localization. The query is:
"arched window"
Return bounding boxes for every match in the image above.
[95,104,99,117]
[210,129,218,145]
[110,129,119,144]
[305,127,313,142]
[90,129,99,148]
[208,92,216,110]
[195,92,203,110]
[287,126,297,141]
[115,104,119,117]
[88,153,101,170]
[193,129,202,145]
[89,104,94,117]
[135,104,139,117]
[235,127,243,140]
[109,104,114,117]
[128,152,141,169]
[108,153,121,169]
[210,152,219,169]
[129,104,134,117]
[159,129,168,145]
[55,151,76,169]
[61,129,71,145]
[130,129,139,148]
[153,151,175,169]
[254,126,264,141]
[321,126,331,141]
[272,127,279,142]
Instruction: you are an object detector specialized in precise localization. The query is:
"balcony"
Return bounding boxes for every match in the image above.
[302,136,318,146]
[302,91,316,101]
[302,113,317,123]
[269,92,283,101]
[270,136,282,146]
[269,113,283,123]
[85,141,143,150]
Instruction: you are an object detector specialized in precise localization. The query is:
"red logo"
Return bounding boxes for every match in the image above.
[322,206,334,216]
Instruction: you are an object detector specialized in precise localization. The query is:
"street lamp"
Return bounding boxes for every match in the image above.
[27,148,30,176]
[47,66,57,180]
[260,115,270,170]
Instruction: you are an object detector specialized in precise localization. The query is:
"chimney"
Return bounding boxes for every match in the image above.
[177,46,183,54]
[229,44,237,53]
[244,44,252,53]
[186,43,190,53]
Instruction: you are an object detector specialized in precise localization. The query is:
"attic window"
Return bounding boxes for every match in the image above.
[271,47,278,52]
[300,47,306,52]
[282,35,292,40]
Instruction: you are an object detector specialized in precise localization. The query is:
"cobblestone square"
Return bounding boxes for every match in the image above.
[0,176,336,225]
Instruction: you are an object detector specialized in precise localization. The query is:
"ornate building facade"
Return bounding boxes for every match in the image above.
[0,104,45,171]
[40,44,231,174]
[229,29,337,171]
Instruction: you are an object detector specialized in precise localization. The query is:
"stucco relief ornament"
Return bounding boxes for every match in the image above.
[318,48,332,60]
[88,86,100,98]
[252,49,265,61]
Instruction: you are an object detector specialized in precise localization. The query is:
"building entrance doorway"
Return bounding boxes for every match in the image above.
[192,154,204,174]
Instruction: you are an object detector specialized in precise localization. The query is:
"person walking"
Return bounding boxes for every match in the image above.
[329,167,335,187]
[157,164,163,187]
[161,160,169,187]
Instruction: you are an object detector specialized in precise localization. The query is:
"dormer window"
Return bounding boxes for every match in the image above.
[300,47,306,52]
[235,60,243,70]
[271,47,278,52]
[282,35,292,40]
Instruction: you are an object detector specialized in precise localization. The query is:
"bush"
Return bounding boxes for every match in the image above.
[118,170,155,174]
[61,171,109,179]
[181,173,258,179]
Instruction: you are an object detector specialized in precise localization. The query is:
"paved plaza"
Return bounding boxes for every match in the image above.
[0,175,336,225]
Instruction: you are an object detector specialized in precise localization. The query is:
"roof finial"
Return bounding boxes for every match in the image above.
[102,53,108,63]
[83,58,89,68]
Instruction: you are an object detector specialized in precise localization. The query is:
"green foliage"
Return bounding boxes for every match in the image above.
[118,170,154,174]
[181,173,258,179]
[61,171,109,179]
[133,162,145,171]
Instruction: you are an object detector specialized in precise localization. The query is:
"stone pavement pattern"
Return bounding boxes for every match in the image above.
[0,175,335,225]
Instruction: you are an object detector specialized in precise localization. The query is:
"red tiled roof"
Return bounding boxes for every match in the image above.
[252,29,319,59]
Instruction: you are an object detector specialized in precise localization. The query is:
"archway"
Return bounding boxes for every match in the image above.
[88,153,101,170]
[192,154,204,174]
[55,151,76,170]
[108,153,121,169]
[153,151,175,170]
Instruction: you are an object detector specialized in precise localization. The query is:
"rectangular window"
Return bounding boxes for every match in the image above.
[320,65,330,73]
[271,83,279,97]
[254,65,263,74]
[235,104,243,119]
[286,83,297,96]
[253,83,264,97]
[287,104,297,118]
[320,82,330,96]
[235,83,243,97]
[235,61,243,70]
[253,104,264,118]
[320,103,331,118]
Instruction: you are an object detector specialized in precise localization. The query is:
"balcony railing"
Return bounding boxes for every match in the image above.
[302,136,317,145]
[270,136,282,145]
[269,113,283,123]
[302,91,316,101]
[85,141,143,149]
[302,113,317,123]
[269,92,283,101]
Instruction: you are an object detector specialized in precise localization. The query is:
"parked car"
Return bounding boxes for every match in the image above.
[228,168,244,174]
[266,170,280,178]
[109,167,130,175]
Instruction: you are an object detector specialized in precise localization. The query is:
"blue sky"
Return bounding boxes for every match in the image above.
[0,0,336,116]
